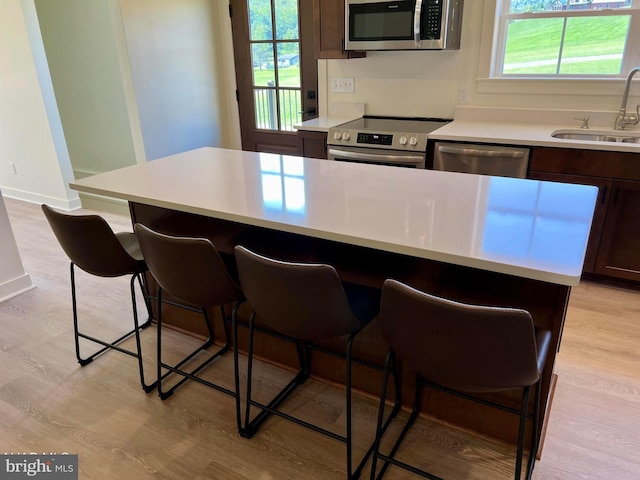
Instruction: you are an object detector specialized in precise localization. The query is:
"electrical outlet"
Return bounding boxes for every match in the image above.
[9,162,17,175]
[331,77,355,93]
[458,86,470,104]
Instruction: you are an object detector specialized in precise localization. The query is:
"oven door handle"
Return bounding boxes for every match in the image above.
[328,148,424,164]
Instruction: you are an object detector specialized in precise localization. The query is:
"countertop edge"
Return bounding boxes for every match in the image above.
[428,120,640,153]
[294,116,361,133]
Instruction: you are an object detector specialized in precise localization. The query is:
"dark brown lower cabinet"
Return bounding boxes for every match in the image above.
[594,179,640,281]
[297,130,328,159]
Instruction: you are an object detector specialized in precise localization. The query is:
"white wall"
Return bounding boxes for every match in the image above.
[323,0,638,120]
[119,0,234,160]
[34,0,142,178]
[0,191,33,302]
[213,1,242,150]
[0,0,79,209]
[1,0,239,216]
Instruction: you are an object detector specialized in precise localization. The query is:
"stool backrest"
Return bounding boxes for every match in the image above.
[379,279,540,393]
[135,223,241,307]
[42,204,140,277]
[234,245,361,340]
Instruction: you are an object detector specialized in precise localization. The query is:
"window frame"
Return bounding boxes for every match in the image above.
[492,0,640,79]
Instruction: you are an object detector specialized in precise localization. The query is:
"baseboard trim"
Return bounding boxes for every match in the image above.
[0,273,35,303]
[79,192,130,216]
[0,187,81,211]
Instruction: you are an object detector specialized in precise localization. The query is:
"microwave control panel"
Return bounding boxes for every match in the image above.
[422,0,443,40]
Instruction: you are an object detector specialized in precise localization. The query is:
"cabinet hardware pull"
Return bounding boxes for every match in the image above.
[600,185,608,205]
[613,187,620,206]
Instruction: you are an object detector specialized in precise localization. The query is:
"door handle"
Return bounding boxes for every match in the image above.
[299,107,316,116]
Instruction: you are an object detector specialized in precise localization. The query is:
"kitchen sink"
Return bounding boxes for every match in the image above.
[552,129,640,143]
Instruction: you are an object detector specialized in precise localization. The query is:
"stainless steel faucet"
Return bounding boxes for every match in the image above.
[614,66,640,130]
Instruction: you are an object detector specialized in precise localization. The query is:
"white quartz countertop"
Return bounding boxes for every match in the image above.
[430,119,640,153]
[70,147,598,286]
[294,115,360,132]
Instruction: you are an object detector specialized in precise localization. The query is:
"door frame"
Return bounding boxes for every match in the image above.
[229,0,317,154]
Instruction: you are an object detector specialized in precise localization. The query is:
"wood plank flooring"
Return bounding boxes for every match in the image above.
[1,198,639,479]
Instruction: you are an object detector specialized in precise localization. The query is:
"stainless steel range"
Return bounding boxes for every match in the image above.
[327,116,450,168]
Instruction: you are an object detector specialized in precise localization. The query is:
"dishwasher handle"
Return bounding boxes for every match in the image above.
[436,145,527,159]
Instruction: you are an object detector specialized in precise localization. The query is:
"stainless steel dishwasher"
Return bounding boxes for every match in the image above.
[433,142,530,178]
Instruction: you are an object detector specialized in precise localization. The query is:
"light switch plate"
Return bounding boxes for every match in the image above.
[331,77,355,93]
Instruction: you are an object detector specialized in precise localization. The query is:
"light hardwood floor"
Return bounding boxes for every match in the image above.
[1,198,639,479]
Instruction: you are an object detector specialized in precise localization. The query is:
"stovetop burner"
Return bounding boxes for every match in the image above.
[338,117,450,134]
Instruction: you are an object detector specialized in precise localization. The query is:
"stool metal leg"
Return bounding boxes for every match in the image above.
[130,272,157,392]
[156,286,236,400]
[348,332,402,480]
[526,381,542,480]
[346,333,354,479]
[241,311,256,438]
[370,350,404,480]
[71,262,156,392]
[242,313,312,438]
[515,386,532,480]
[371,355,442,480]
[232,301,244,434]
[236,308,399,480]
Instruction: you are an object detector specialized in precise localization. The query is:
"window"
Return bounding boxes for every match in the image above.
[493,0,640,78]
[248,0,302,131]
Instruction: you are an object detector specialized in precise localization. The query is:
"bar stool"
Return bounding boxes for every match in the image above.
[370,279,552,480]
[233,245,400,480]
[134,224,244,406]
[41,204,155,392]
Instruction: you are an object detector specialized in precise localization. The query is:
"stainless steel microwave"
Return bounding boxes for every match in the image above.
[345,0,464,51]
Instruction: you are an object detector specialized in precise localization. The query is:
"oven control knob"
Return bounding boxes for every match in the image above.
[399,135,408,145]
[409,136,418,146]
[342,132,351,141]
[333,131,342,140]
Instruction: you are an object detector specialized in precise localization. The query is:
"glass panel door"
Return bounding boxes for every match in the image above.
[248,0,301,131]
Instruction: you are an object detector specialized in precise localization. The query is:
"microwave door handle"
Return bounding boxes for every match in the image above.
[328,148,424,164]
[414,0,423,48]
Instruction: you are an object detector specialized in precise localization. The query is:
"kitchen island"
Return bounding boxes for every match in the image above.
[70,147,598,448]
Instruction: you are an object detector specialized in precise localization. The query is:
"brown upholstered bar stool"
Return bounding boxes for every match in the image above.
[134,224,243,406]
[233,245,400,480]
[41,204,155,392]
[370,279,552,480]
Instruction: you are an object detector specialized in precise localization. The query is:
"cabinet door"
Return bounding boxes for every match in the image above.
[529,171,611,274]
[595,179,640,281]
[297,130,327,159]
[313,0,365,59]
